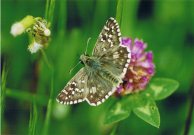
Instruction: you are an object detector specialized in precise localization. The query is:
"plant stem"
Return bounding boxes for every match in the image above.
[40,49,52,70]
[110,124,118,135]
[42,70,54,135]
[183,78,194,135]
[48,0,56,25]
[41,0,56,134]
[45,0,50,20]
[45,0,56,25]
[40,48,54,135]
[1,64,8,129]
[29,99,38,135]
[1,66,7,108]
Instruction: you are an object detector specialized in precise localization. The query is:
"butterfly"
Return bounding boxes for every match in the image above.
[56,17,131,106]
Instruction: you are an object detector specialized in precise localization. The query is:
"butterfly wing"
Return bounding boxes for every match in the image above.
[93,17,122,56]
[56,68,88,105]
[100,46,131,79]
[93,17,131,80]
[85,71,115,106]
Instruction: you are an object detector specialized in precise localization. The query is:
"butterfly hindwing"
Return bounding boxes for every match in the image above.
[56,68,88,105]
[85,72,115,106]
[100,46,131,79]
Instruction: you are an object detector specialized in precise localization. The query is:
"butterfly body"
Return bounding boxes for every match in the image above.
[57,17,131,106]
[98,69,120,85]
[80,54,100,70]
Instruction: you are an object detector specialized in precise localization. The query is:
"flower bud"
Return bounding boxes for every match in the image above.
[10,15,34,37]
[28,40,43,54]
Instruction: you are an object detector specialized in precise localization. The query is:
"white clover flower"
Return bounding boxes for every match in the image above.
[28,41,43,54]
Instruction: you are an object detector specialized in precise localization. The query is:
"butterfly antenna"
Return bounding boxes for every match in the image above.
[69,61,81,74]
[85,37,91,55]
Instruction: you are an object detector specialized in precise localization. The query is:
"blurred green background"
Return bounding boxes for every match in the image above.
[1,0,194,135]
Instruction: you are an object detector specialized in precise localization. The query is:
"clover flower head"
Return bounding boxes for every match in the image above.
[116,37,155,95]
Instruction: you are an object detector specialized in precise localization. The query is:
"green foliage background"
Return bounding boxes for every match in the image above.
[1,0,194,135]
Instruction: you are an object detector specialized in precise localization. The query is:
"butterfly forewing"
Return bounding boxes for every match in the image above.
[92,17,131,79]
[92,17,122,56]
[56,68,88,105]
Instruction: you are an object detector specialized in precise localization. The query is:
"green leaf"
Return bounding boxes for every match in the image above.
[146,78,179,100]
[104,101,131,124]
[103,77,178,126]
[133,94,160,128]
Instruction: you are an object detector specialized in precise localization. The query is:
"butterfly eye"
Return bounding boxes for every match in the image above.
[85,59,93,66]
[86,59,89,64]
[79,59,84,65]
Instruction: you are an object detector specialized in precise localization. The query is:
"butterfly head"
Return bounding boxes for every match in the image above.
[80,54,99,69]
[80,54,90,65]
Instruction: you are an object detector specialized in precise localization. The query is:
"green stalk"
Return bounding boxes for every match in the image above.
[45,0,50,20]
[110,124,118,135]
[40,50,54,135]
[48,0,56,25]
[1,65,7,111]
[42,69,54,135]
[29,99,38,135]
[45,0,56,25]
[183,78,194,135]
[40,49,52,70]
[41,0,56,134]
[1,64,8,132]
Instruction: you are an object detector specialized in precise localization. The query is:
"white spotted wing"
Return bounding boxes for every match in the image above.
[93,17,131,78]
[56,68,88,105]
